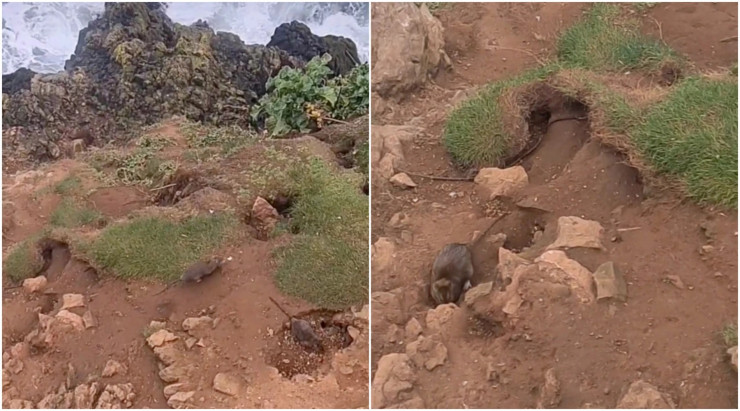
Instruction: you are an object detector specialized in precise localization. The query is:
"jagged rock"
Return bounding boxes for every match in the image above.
[2,67,36,94]
[146,329,179,348]
[74,382,100,408]
[55,310,85,331]
[102,360,126,377]
[389,212,410,228]
[267,21,359,76]
[536,368,561,408]
[372,238,397,274]
[5,399,34,409]
[474,166,529,199]
[9,342,30,360]
[153,344,181,366]
[497,248,532,281]
[371,353,417,408]
[535,251,595,303]
[22,275,47,293]
[593,261,627,302]
[347,326,361,342]
[182,316,214,334]
[405,317,423,339]
[390,173,417,188]
[251,197,279,240]
[728,346,738,372]
[2,368,10,387]
[70,139,86,157]
[464,282,493,306]
[149,320,167,331]
[372,3,445,97]
[547,216,605,251]
[61,293,85,310]
[163,383,186,398]
[167,391,195,408]
[95,383,135,408]
[159,364,191,383]
[377,153,400,180]
[353,304,369,321]
[213,372,244,396]
[425,303,459,333]
[82,311,97,329]
[616,380,675,409]
[5,358,24,374]
[389,395,425,408]
[185,337,197,350]
[38,391,73,409]
[406,336,448,371]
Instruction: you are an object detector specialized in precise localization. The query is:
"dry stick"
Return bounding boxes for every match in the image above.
[720,35,738,43]
[490,46,547,66]
[322,116,351,125]
[617,227,642,232]
[649,16,666,45]
[150,183,176,192]
[399,170,474,182]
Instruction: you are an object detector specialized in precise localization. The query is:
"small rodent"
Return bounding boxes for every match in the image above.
[268,296,323,352]
[430,215,505,306]
[153,258,223,295]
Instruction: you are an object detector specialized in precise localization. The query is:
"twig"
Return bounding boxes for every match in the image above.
[490,46,546,66]
[323,116,351,125]
[617,227,642,232]
[720,35,738,43]
[150,183,176,192]
[649,16,666,46]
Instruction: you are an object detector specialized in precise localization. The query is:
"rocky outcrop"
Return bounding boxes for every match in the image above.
[3,2,321,165]
[267,21,359,76]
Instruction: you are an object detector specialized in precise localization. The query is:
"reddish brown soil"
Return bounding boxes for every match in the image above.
[2,123,368,408]
[372,2,737,409]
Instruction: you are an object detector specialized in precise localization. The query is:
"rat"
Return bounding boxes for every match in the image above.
[268,296,323,352]
[153,258,223,295]
[430,214,506,306]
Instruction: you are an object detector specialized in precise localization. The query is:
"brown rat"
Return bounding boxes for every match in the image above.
[430,214,505,306]
[153,257,223,295]
[268,296,323,352]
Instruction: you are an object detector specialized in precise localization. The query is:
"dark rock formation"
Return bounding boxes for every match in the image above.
[2,68,36,95]
[267,21,359,76]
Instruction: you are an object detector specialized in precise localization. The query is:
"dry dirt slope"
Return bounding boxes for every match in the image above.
[371,2,737,409]
[2,119,369,408]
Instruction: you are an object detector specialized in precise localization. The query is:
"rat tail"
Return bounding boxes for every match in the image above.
[268,296,292,319]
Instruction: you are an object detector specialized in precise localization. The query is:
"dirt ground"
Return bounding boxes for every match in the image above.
[1,121,369,408]
[371,2,737,409]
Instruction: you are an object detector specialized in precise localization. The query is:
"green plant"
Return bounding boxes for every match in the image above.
[116,148,176,186]
[2,238,43,283]
[50,198,105,228]
[722,323,738,347]
[252,55,369,136]
[54,176,83,195]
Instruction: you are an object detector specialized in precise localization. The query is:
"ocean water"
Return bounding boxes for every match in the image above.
[1,2,369,75]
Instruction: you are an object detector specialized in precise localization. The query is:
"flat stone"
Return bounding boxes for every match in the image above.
[82,311,97,329]
[464,282,493,306]
[371,353,416,409]
[22,276,47,293]
[425,303,458,333]
[163,383,186,398]
[61,293,85,310]
[213,372,243,396]
[167,391,195,408]
[547,216,605,251]
[55,310,85,331]
[535,250,595,303]
[406,335,448,371]
[146,329,179,348]
[474,166,529,199]
[390,172,417,188]
[616,380,675,408]
[181,316,213,335]
[404,317,423,339]
[102,360,126,377]
[537,368,561,408]
[593,261,627,302]
[372,238,396,275]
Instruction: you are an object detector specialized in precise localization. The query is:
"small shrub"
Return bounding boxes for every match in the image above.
[50,198,105,228]
[2,239,43,283]
[54,176,82,195]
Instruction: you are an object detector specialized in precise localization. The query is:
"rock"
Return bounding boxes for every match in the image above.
[163,383,186,398]
[5,358,23,374]
[22,275,47,293]
[390,173,417,188]
[70,139,86,157]
[425,303,459,333]
[154,345,181,366]
[37,392,73,409]
[82,311,97,329]
[95,383,136,408]
[372,238,397,275]
[390,395,426,408]
[474,166,529,199]
[728,346,738,372]
[149,320,167,331]
[406,336,448,371]
[664,275,685,289]
[74,382,100,408]
[536,368,561,408]
[146,329,179,348]
[251,197,280,240]
[405,317,423,339]
[535,251,595,303]
[353,304,369,321]
[593,261,627,302]
[6,399,34,409]
[55,310,85,331]
[166,390,195,408]
[377,153,400,180]
[464,282,493,306]
[497,248,531,281]
[2,369,9,387]
[546,216,605,251]
[9,342,30,360]
[159,364,191,384]
[267,21,359,76]
[371,353,417,409]
[102,360,126,377]
[292,374,316,384]
[61,293,85,310]
[347,326,361,342]
[2,66,35,95]
[372,3,445,97]
[389,212,410,228]
[185,337,197,350]
[182,316,213,334]
[616,380,675,408]
[213,372,244,396]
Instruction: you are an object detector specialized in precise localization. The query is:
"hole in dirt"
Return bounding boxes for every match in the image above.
[497,210,546,253]
[362,181,369,195]
[467,314,506,338]
[657,63,683,87]
[264,309,352,379]
[36,238,71,282]
[153,169,205,206]
[266,193,294,217]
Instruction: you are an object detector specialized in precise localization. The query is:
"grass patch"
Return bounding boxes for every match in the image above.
[181,122,257,155]
[557,3,678,72]
[50,198,105,228]
[444,64,559,167]
[2,237,44,283]
[722,323,738,347]
[631,76,737,207]
[84,213,236,281]
[355,139,369,177]
[54,176,82,195]
[273,158,368,309]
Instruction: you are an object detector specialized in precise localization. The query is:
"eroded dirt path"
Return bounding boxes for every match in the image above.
[371,3,737,408]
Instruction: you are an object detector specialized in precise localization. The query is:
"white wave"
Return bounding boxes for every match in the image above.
[1,2,368,75]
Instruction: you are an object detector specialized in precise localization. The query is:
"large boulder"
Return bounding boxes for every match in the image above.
[371,3,445,99]
[267,21,359,76]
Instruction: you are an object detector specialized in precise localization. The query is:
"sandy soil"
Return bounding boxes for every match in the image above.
[371,2,737,408]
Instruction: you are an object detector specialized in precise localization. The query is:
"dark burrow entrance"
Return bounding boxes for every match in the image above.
[154,168,205,206]
[264,309,353,378]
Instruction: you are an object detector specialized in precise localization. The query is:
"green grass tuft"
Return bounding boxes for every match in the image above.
[273,158,368,309]
[2,238,43,283]
[85,213,236,281]
[723,323,738,347]
[631,76,738,207]
[50,198,105,228]
[181,122,257,155]
[444,65,558,167]
[557,3,678,72]
[54,176,82,195]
